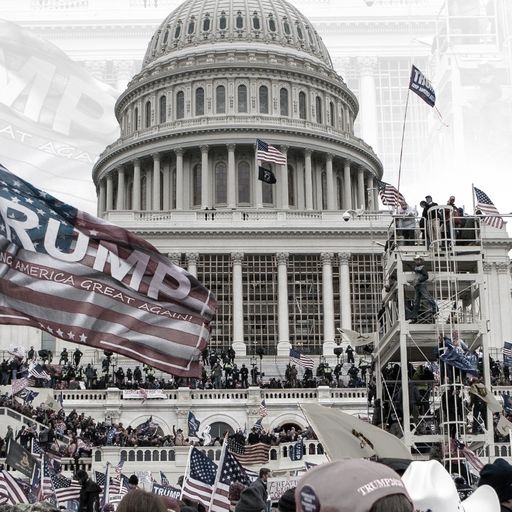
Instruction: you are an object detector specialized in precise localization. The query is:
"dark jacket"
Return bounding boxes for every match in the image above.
[79,478,102,512]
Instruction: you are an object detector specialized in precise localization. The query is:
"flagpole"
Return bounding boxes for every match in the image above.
[471,183,476,214]
[397,88,410,196]
[179,446,193,502]
[104,461,110,506]
[39,453,44,502]
[208,433,229,511]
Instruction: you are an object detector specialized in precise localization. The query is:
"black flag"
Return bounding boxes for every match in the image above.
[409,65,436,107]
[6,440,37,478]
[258,166,276,184]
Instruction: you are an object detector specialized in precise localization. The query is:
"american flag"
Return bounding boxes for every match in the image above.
[252,418,264,433]
[109,476,128,496]
[258,399,268,417]
[41,459,55,502]
[0,164,216,378]
[160,471,170,486]
[31,439,44,459]
[376,180,405,208]
[474,186,504,229]
[228,441,271,466]
[211,449,252,512]
[256,139,287,165]
[504,342,512,367]
[0,471,30,505]
[454,439,483,472]
[114,458,125,477]
[289,348,314,370]
[11,377,32,396]
[29,364,51,381]
[51,473,81,503]
[181,448,218,508]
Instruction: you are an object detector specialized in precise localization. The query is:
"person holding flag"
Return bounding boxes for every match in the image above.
[76,469,101,512]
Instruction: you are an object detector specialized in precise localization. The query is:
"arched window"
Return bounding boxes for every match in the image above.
[296,23,304,40]
[252,12,260,30]
[159,95,167,123]
[162,30,169,45]
[259,85,269,114]
[216,85,226,114]
[268,15,276,32]
[176,91,185,119]
[262,179,273,205]
[315,96,322,124]
[238,84,248,113]
[134,107,139,131]
[215,162,227,205]
[321,172,327,210]
[236,11,244,29]
[145,100,151,128]
[306,26,315,47]
[280,88,289,116]
[219,11,227,30]
[237,161,251,204]
[187,17,195,35]
[283,18,291,36]
[203,14,211,32]
[330,101,335,127]
[288,165,295,207]
[192,164,201,207]
[195,87,205,116]
[299,92,307,120]
[174,21,182,39]
[209,422,234,440]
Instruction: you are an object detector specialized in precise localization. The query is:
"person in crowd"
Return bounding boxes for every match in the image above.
[397,199,416,245]
[240,364,249,388]
[421,195,440,246]
[479,458,512,511]
[250,467,271,503]
[77,469,102,512]
[116,488,168,512]
[295,459,414,512]
[59,348,69,366]
[410,255,437,323]
[127,474,139,491]
[346,344,355,364]
[278,488,296,512]
[73,348,83,367]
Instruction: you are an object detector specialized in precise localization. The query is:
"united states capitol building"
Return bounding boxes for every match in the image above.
[1,0,512,481]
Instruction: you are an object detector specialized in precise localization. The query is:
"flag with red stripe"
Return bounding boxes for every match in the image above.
[181,447,217,508]
[377,180,405,208]
[228,441,271,466]
[0,471,30,504]
[0,164,217,377]
[256,139,287,166]
[474,186,504,229]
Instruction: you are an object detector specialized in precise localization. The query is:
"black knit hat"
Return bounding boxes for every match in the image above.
[235,486,266,512]
[479,458,512,502]
[278,488,296,512]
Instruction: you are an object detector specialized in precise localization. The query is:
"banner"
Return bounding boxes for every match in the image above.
[267,476,300,501]
[409,65,436,107]
[151,483,181,499]
[188,411,201,438]
[6,440,37,478]
[122,389,167,400]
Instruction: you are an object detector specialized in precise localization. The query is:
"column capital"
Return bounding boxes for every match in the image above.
[305,149,312,157]
[200,145,209,154]
[168,253,181,265]
[186,252,200,266]
[276,252,289,265]
[231,252,244,264]
[483,262,493,272]
[174,147,184,156]
[344,159,351,167]
[152,152,161,161]
[281,145,289,154]
[117,165,125,173]
[321,252,334,265]
[496,262,509,274]
[338,252,351,265]
[326,153,334,163]
[227,143,236,152]
[133,158,141,165]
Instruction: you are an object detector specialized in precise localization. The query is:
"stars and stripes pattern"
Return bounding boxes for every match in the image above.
[376,180,405,208]
[474,186,504,229]
[160,471,170,486]
[289,348,314,370]
[114,459,125,477]
[10,377,32,396]
[29,364,51,381]
[258,399,268,418]
[454,439,484,472]
[211,450,252,512]
[252,418,264,433]
[256,139,287,165]
[51,473,81,503]
[41,459,55,502]
[504,342,512,367]
[228,441,271,466]
[0,471,30,505]
[181,448,218,508]
[0,163,217,378]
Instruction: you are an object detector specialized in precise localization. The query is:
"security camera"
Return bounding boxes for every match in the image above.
[342,211,351,222]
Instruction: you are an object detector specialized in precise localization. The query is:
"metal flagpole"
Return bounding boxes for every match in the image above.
[396,88,411,196]
[179,446,193,501]
[208,433,228,511]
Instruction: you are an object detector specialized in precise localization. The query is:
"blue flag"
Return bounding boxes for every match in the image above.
[504,342,512,367]
[440,337,478,375]
[252,418,263,433]
[502,394,512,415]
[188,411,200,437]
[290,438,304,461]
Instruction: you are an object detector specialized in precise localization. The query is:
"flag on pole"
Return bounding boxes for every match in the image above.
[210,449,252,512]
[252,418,264,433]
[454,439,483,472]
[6,440,37,478]
[10,377,32,396]
[114,458,125,477]
[181,447,218,508]
[258,166,277,184]
[376,180,405,208]
[19,388,39,404]
[51,473,81,503]
[0,471,30,505]
[258,399,268,418]
[409,65,436,107]
[474,186,504,229]
[504,342,512,367]
[29,364,51,381]
[160,471,170,486]
[256,139,287,165]
[289,348,314,370]
[290,437,305,461]
[188,411,201,437]
[228,441,271,466]
[41,458,56,502]
[0,164,217,378]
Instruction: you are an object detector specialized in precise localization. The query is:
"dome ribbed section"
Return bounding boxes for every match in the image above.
[142,0,332,69]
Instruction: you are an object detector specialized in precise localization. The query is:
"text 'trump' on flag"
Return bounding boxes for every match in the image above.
[0,164,217,377]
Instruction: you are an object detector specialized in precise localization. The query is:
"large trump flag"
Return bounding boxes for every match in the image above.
[0,164,216,377]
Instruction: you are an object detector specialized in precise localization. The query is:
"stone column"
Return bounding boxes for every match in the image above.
[373,178,379,211]
[321,253,335,355]
[304,149,313,210]
[232,252,246,355]
[116,167,125,210]
[254,144,262,208]
[175,149,184,210]
[168,253,181,266]
[358,57,379,152]
[357,167,365,210]
[338,252,352,329]
[343,160,352,210]
[326,154,335,210]
[276,252,290,356]
[366,173,374,211]
[497,263,512,343]
[163,159,170,210]
[186,252,199,278]
[200,145,209,209]
[98,179,106,216]
[280,146,289,210]
[106,173,113,212]
[227,144,236,209]
[133,159,141,211]
[152,153,161,211]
